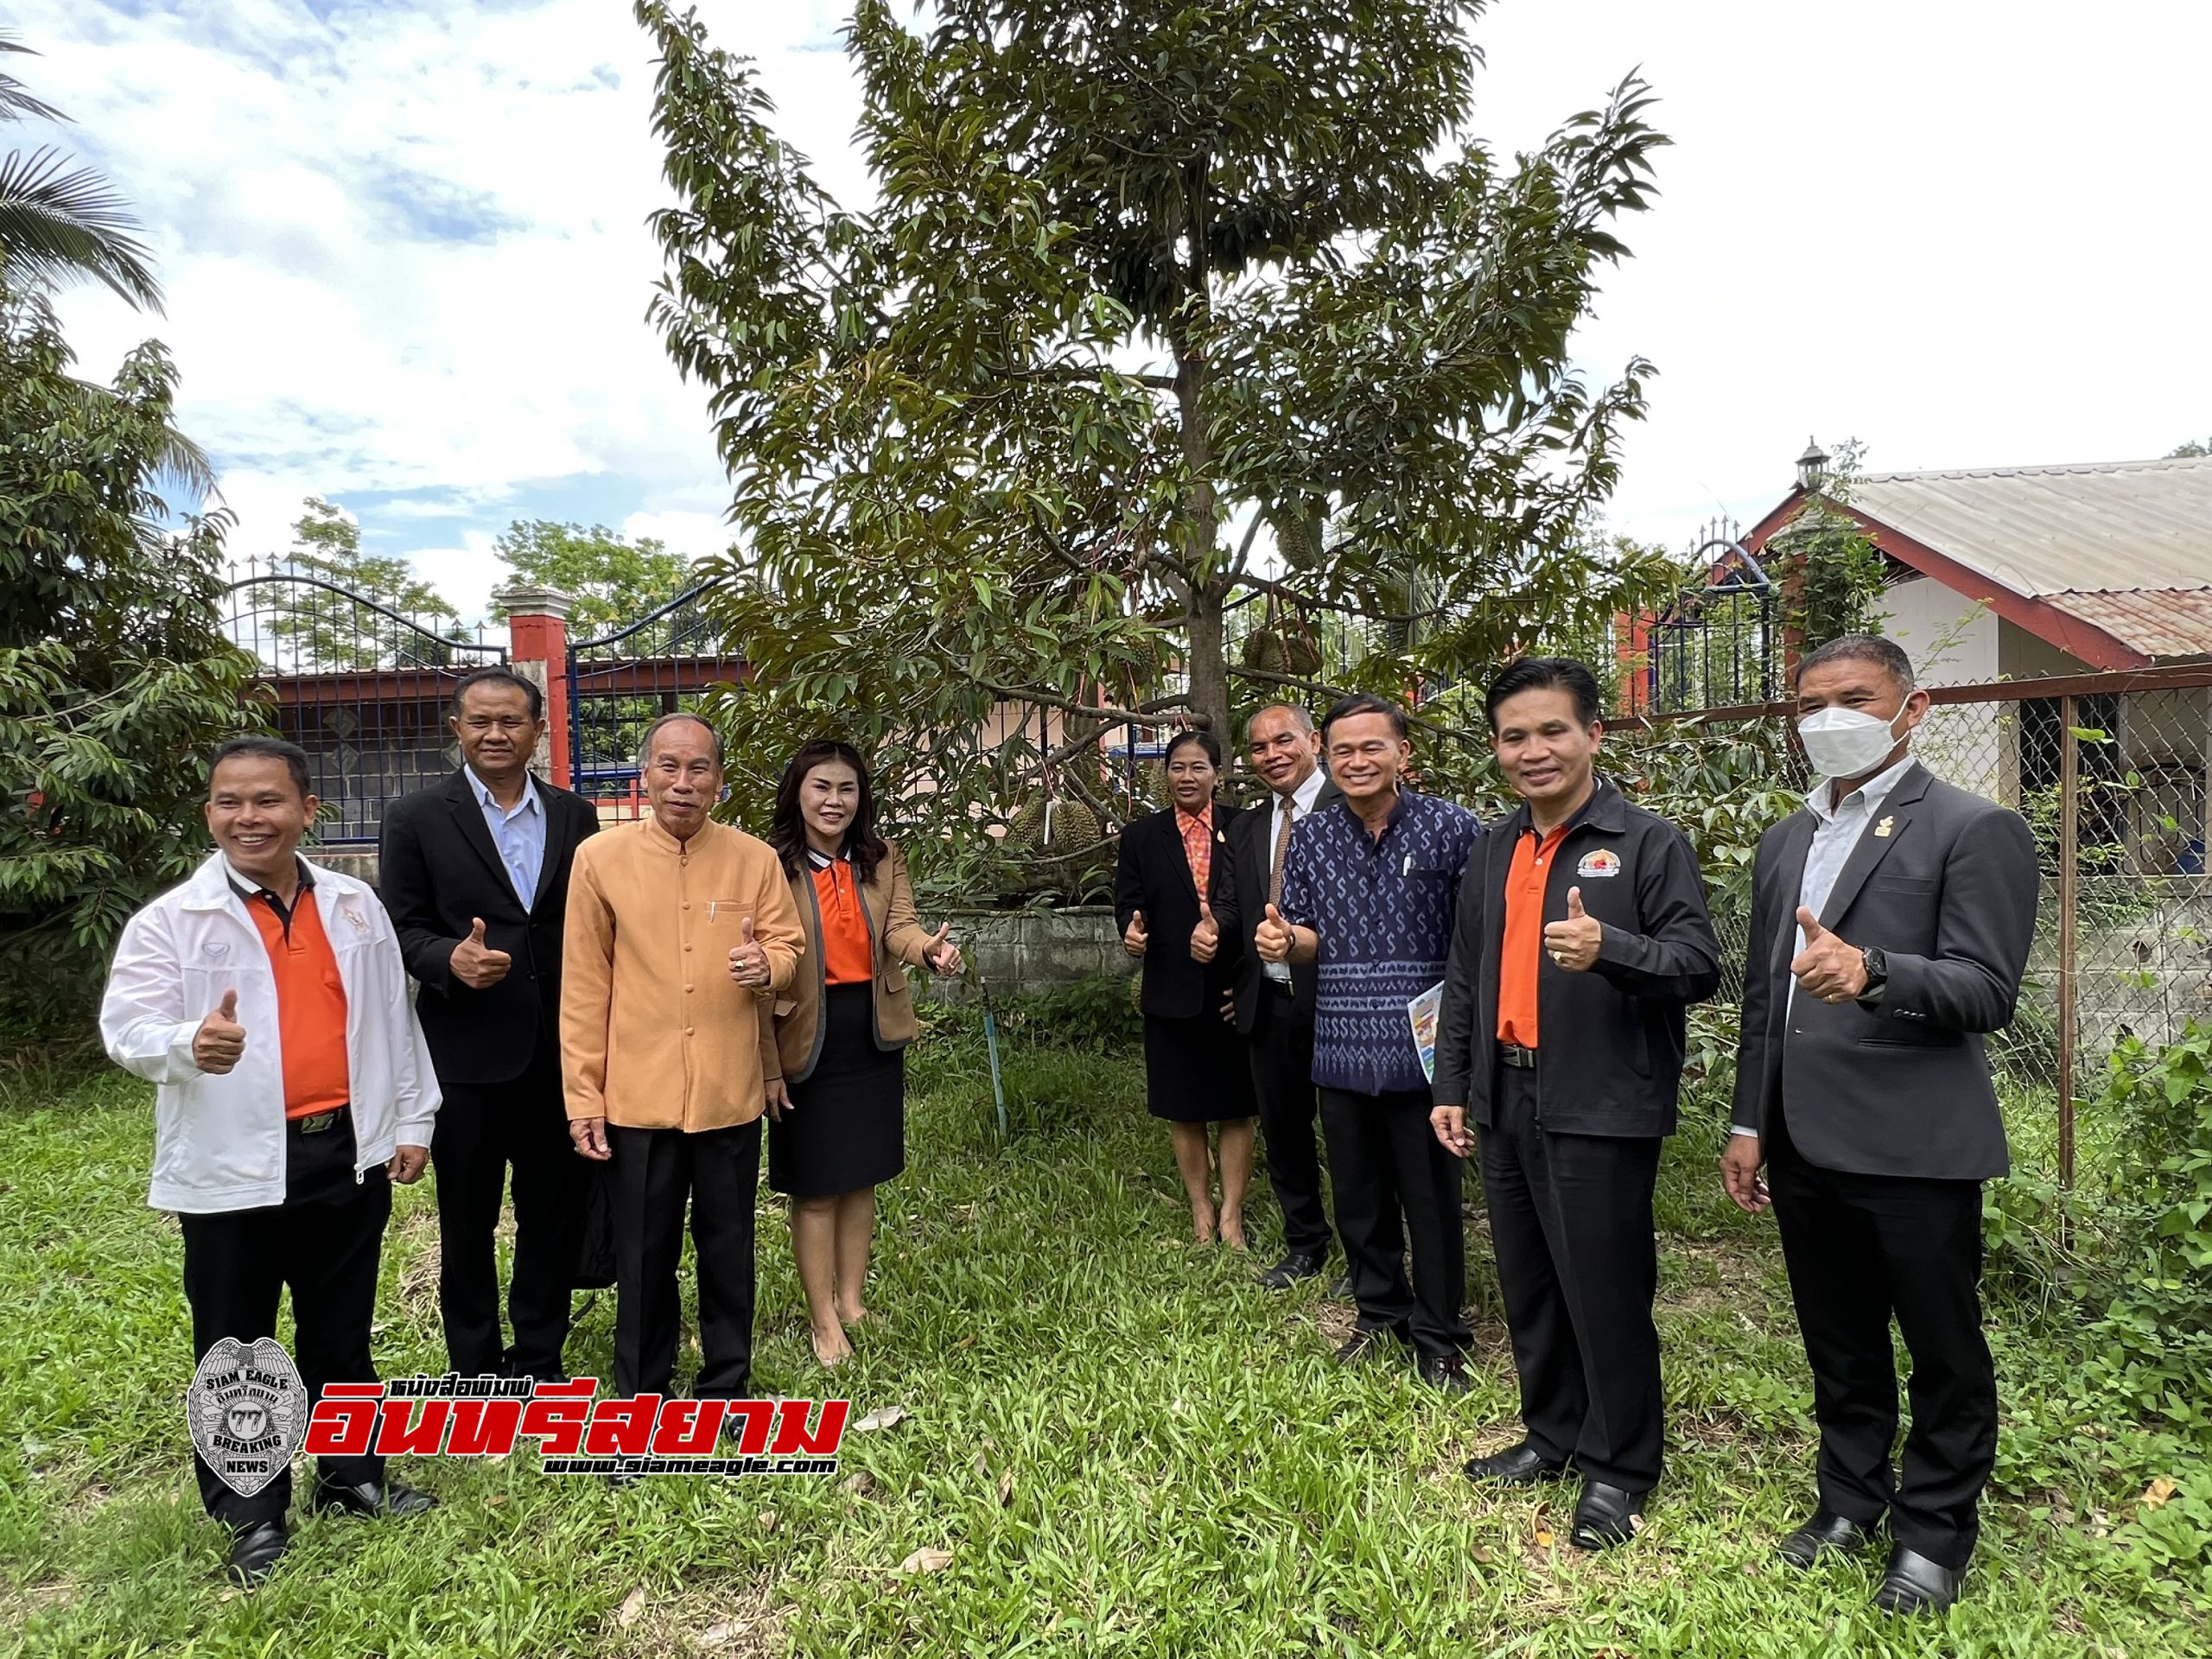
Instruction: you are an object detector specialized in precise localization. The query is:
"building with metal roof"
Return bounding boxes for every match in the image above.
[1745,451,2212,677]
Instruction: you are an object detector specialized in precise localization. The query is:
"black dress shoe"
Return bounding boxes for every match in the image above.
[1258,1250,1327,1290]
[226,1518,288,1586]
[309,1476,439,1518]
[1464,1440,1568,1486]
[1416,1352,1472,1395]
[1568,1480,1645,1550]
[1876,1543,1965,1615]
[1326,1273,1355,1300]
[1335,1326,1408,1367]
[1778,1508,1880,1568]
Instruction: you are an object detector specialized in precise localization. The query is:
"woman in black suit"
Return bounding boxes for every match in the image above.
[1114,728,1259,1247]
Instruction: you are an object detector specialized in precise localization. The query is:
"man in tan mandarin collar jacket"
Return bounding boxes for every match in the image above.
[562,713,804,1408]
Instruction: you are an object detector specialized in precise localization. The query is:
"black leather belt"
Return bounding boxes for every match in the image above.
[1497,1043,1537,1071]
[290,1108,346,1135]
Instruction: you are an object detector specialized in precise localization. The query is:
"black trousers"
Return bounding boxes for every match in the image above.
[179,1115,390,1529]
[1247,988,1335,1257]
[1478,1064,1665,1491]
[607,1120,761,1399]
[1769,1105,1995,1569]
[1318,1086,1468,1360]
[431,1044,585,1377]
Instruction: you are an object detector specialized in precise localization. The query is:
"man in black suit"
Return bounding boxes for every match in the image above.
[1723,634,2037,1616]
[1221,702,1344,1289]
[379,665,600,1382]
[1431,658,1719,1551]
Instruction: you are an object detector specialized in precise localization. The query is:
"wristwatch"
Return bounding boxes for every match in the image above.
[1857,944,1889,1003]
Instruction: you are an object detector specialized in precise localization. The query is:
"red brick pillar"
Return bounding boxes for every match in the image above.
[1614,609,1652,716]
[499,584,575,787]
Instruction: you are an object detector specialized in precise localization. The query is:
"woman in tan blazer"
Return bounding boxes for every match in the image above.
[762,740,963,1366]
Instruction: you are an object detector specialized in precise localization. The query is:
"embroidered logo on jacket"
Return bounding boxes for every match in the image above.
[1575,849,1623,879]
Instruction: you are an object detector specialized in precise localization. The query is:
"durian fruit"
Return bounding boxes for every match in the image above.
[1001,792,1108,895]
[1240,619,1322,677]
[1136,759,1170,810]
[1002,793,1103,855]
[1270,501,1329,572]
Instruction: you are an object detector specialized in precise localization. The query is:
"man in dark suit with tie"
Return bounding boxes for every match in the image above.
[378,665,600,1382]
[1723,634,2038,1616]
[1221,703,1344,1289]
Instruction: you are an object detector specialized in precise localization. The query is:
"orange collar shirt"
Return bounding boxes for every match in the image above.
[230,867,352,1118]
[1496,823,1571,1049]
[809,855,875,987]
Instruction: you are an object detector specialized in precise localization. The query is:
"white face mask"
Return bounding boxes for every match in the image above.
[1796,704,1907,781]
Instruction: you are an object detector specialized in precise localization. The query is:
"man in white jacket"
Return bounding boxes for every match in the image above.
[101,736,441,1586]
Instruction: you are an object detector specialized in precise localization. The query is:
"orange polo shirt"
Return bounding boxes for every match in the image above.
[1497,823,1570,1049]
[811,858,875,986]
[237,874,351,1118]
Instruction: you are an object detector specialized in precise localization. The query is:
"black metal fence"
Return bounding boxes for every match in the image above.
[565,583,740,822]
[224,559,506,843]
[1641,522,1781,715]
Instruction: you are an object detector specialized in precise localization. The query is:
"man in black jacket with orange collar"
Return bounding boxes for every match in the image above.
[378,666,599,1382]
[1431,658,1719,1551]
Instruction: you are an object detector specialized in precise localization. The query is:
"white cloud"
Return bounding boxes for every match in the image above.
[22,0,2212,619]
[620,508,734,563]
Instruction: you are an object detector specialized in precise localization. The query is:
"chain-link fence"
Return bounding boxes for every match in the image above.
[1660,666,2212,1192]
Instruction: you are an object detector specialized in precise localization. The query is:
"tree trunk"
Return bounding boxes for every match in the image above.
[1168,198,1228,740]
[1186,586,1228,737]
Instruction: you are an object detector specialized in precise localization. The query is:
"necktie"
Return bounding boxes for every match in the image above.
[1268,798,1296,907]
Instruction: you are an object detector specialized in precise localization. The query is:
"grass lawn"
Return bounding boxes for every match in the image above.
[0,1024,2202,1657]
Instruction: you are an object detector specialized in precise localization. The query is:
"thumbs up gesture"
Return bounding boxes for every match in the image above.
[1541,885,1603,973]
[1189,898,1220,964]
[1254,902,1294,964]
[1122,909,1148,958]
[194,989,246,1075]
[922,921,963,978]
[728,914,772,988]
[449,915,513,989]
[1789,905,1868,1002]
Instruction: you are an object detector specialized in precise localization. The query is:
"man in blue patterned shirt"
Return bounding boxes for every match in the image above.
[1258,695,1482,1392]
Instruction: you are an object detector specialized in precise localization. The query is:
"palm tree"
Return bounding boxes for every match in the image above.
[1,34,162,311]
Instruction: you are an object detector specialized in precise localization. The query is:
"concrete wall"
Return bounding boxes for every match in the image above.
[1999,621,2093,682]
[315,849,380,887]
[296,855,1133,1002]
[1883,576,1998,684]
[931,906,1133,1001]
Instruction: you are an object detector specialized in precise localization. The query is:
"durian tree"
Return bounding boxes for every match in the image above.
[638,0,1680,895]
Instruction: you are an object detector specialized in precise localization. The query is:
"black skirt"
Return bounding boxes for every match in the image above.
[1143,1011,1259,1124]
[767,983,907,1198]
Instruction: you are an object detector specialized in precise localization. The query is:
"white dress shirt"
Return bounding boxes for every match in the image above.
[1262,766,1329,985]
[468,766,546,908]
[1790,751,1916,1004]
[1732,751,1916,1138]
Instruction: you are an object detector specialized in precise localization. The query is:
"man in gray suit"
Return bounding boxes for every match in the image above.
[1723,634,2037,1616]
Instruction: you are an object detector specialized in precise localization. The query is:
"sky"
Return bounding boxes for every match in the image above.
[22,0,2212,619]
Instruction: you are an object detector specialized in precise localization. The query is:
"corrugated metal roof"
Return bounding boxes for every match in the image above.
[1835,454,2212,658]
[1847,454,2212,596]
[2051,588,2212,660]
